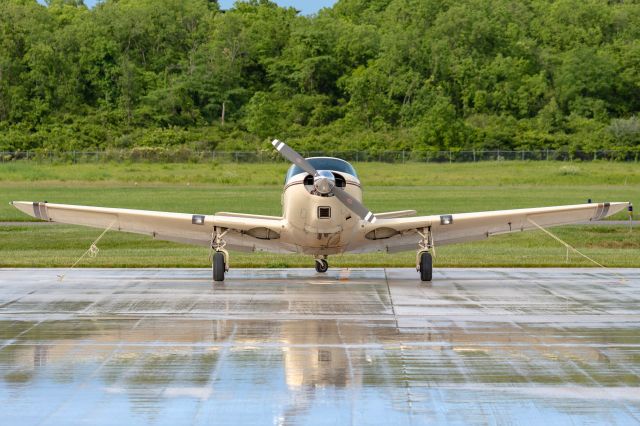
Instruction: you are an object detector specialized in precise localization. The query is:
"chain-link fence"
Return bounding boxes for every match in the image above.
[1,149,639,163]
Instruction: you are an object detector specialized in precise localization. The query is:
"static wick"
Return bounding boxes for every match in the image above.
[57,221,115,282]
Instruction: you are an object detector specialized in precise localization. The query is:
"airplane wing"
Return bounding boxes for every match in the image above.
[10,201,293,253]
[353,202,630,253]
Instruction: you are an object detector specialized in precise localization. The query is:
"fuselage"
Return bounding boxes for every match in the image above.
[279,157,363,255]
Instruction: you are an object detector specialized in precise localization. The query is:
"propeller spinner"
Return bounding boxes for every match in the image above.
[272,139,377,223]
[313,170,335,194]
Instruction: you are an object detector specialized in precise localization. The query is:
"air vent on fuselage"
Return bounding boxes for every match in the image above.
[318,206,331,219]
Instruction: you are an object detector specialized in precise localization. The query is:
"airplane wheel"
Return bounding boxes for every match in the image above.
[315,259,329,273]
[213,252,225,282]
[419,252,432,282]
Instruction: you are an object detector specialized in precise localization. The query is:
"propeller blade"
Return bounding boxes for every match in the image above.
[333,187,377,223]
[272,139,318,176]
[271,138,376,223]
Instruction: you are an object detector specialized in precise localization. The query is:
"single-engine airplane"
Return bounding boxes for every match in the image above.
[11,140,630,282]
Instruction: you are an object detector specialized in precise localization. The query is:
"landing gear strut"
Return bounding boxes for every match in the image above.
[416,227,434,282]
[315,258,329,273]
[211,228,229,282]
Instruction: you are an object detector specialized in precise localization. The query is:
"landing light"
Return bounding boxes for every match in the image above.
[440,215,453,225]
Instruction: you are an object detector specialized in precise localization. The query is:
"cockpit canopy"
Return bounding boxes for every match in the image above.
[285,157,358,183]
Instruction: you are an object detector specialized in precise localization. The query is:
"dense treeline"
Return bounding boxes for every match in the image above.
[1,0,640,153]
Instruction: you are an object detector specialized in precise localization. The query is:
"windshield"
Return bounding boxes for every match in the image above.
[285,157,358,182]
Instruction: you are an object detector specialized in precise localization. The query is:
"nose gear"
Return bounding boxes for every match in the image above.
[314,257,329,273]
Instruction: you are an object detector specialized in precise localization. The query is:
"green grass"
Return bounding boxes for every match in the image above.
[1,160,638,268]
[0,225,636,268]
[2,160,640,186]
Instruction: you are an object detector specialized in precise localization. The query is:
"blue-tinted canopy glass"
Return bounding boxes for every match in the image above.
[285,157,358,182]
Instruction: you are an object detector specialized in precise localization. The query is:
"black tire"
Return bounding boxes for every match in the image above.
[419,252,432,282]
[315,259,329,273]
[213,252,225,282]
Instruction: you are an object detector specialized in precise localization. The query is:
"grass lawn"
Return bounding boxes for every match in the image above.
[1,160,638,268]
[0,224,637,268]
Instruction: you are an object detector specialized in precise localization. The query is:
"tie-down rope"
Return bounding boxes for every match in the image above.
[57,220,116,282]
[526,217,625,283]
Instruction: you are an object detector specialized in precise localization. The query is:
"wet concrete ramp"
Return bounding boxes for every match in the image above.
[1,268,639,425]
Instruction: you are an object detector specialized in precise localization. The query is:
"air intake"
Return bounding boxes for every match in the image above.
[318,206,331,219]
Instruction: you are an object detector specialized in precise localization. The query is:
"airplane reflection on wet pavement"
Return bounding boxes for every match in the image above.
[1,268,639,425]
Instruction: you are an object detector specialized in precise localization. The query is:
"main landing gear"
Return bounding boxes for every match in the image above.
[416,227,434,282]
[211,228,229,282]
[212,251,226,282]
[315,257,329,273]
[418,251,432,282]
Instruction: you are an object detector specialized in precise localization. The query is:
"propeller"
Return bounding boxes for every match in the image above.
[272,139,317,177]
[272,139,377,223]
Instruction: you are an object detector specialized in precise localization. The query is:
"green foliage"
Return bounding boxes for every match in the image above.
[1,0,640,152]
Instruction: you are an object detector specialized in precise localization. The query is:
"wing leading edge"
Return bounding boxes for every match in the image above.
[10,200,630,255]
[10,201,293,253]
[353,202,630,253]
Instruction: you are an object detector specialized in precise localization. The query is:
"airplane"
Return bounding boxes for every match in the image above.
[11,139,630,282]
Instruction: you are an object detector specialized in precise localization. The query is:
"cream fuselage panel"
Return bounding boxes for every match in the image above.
[280,173,363,255]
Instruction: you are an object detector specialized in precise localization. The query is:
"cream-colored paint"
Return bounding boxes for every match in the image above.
[279,172,362,255]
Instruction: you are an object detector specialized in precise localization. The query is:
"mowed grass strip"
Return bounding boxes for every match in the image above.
[0,160,637,268]
[0,225,637,268]
[1,160,639,186]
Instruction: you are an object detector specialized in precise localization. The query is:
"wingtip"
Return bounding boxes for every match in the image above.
[271,139,280,147]
[10,201,34,217]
